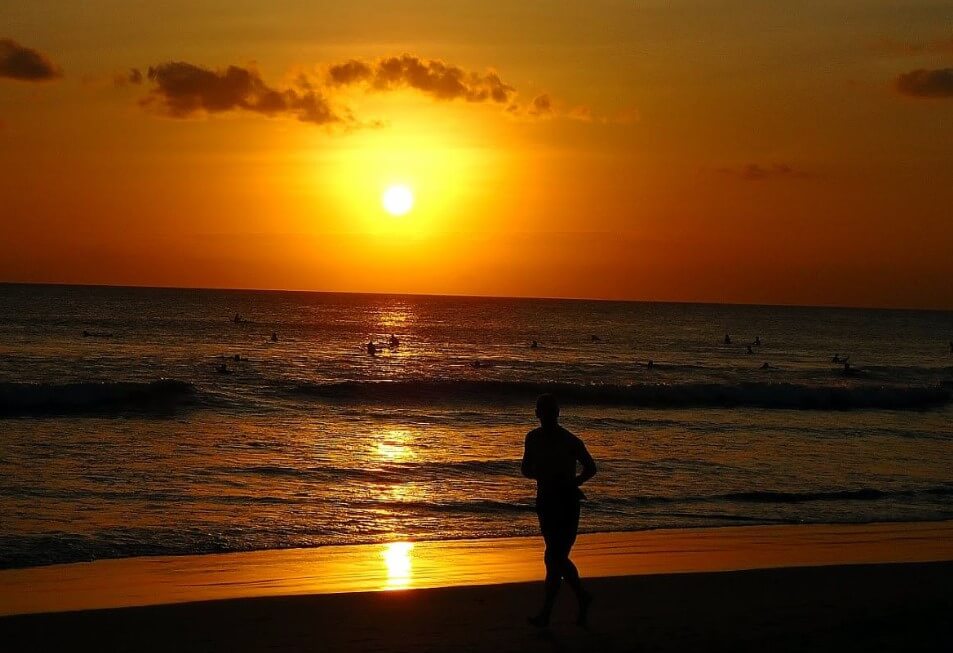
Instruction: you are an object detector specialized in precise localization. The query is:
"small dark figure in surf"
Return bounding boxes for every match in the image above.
[646,359,655,369]
[761,362,772,370]
[82,330,90,337]
[389,334,400,347]
[530,340,539,349]
[590,334,600,342]
[724,333,732,345]
[832,353,843,364]
[271,331,278,342]
[216,363,230,374]
[746,345,753,355]
[522,394,597,628]
[233,313,243,324]
[366,341,377,356]
[754,336,762,346]
[843,359,856,376]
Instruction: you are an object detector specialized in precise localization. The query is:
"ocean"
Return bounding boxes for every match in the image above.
[1,283,952,569]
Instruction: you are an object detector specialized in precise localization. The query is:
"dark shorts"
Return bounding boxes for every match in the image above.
[536,492,581,550]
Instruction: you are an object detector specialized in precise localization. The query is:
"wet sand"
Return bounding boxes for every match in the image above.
[2,521,952,651]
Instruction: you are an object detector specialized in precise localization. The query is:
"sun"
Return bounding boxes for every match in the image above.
[382,184,414,216]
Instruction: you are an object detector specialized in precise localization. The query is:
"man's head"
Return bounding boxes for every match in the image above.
[535,393,559,426]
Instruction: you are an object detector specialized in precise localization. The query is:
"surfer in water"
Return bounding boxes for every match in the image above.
[366,341,377,356]
[522,394,597,627]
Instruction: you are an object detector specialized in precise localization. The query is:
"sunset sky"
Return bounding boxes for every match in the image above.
[1,1,952,309]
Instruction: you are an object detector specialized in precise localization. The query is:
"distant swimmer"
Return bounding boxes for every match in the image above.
[389,334,400,347]
[83,330,90,337]
[754,336,762,346]
[761,362,772,370]
[216,363,230,374]
[842,359,856,377]
[832,354,845,364]
[271,331,278,342]
[646,359,655,369]
[531,340,539,349]
[724,333,732,345]
[746,345,753,355]
[366,341,377,356]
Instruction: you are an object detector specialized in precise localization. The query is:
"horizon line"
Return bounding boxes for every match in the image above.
[2,280,951,314]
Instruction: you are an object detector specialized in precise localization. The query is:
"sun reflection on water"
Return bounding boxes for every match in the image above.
[375,429,415,462]
[382,541,415,589]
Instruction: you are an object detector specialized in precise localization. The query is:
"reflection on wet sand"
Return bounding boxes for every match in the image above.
[3,521,953,616]
[382,542,415,590]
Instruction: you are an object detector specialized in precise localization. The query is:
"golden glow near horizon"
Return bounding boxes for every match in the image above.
[2,1,953,307]
[382,184,414,217]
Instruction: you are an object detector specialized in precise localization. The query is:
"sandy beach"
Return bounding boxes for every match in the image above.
[3,521,952,651]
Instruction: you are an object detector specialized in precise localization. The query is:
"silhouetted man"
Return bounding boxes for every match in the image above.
[522,394,597,627]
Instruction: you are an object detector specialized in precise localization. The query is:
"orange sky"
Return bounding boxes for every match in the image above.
[1,1,952,309]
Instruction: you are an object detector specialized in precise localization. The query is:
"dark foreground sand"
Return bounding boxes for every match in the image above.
[3,561,952,652]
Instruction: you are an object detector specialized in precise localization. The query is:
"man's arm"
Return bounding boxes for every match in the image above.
[574,438,597,487]
[521,432,536,479]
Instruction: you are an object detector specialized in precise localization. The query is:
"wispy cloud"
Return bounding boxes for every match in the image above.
[895,68,953,99]
[327,55,516,104]
[128,53,625,129]
[0,38,61,82]
[133,62,341,125]
[871,36,953,57]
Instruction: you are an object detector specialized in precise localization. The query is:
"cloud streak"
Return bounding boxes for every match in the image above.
[895,68,953,99]
[0,38,61,81]
[872,37,953,57]
[137,61,341,124]
[327,55,515,104]
[130,54,611,128]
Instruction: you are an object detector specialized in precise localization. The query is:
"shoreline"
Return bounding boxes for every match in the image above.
[3,519,952,617]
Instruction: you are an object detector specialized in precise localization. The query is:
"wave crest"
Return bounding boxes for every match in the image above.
[287,379,950,410]
[0,379,195,416]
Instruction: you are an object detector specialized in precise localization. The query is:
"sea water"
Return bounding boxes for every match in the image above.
[1,283,952,568]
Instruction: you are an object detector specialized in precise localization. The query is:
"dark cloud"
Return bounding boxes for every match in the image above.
[0,38,61,81]
[327,55,515,104]
[527,94,553,117]
[895,68,953,98]
[114,67,143,87]
[718,163,809,181]
[141,61,340,124]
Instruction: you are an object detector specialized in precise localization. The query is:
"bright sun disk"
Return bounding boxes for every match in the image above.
[382,184,414,216]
